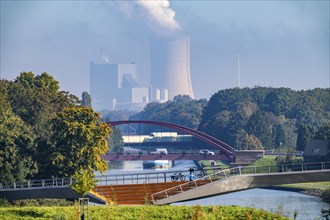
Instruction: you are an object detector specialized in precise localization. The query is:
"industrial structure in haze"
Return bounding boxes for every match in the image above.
[90,63,149,111]
[90,35,194,111]
[150,35,194,100]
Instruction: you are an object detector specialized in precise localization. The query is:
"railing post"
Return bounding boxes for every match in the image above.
[254,166,256,174]
[239,167,242,175]
[106,175,108,186]
[268,166,270,174]
[164,172,166,183]
[14,182,16,189]
[301,164,304,172]
[152,195,155,204]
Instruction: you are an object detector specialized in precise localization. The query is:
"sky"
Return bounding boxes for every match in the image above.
[1,0,329,100]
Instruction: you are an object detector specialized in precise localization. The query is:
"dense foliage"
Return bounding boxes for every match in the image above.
[198,87,329,151]
[0,72,111,194]
[131,95,208,130]
[126,87,328,152]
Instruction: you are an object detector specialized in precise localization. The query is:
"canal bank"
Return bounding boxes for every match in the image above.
[171,188,329,220]
[263,185,330,203]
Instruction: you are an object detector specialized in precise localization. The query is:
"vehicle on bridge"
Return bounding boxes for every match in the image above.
[199,149,215,155]
[150,148,168,155]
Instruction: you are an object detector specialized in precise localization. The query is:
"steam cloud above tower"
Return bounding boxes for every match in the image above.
[117,0,194,101]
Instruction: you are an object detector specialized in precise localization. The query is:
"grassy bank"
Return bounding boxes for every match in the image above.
[0,205,290,220]
[280,182,330,191]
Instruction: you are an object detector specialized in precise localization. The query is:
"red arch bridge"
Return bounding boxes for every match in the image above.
[102,120,236,162]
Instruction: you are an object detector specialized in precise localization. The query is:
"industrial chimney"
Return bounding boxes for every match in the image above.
[150,35,194,100]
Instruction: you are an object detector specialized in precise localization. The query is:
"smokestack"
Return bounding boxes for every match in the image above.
[150,35,194,100]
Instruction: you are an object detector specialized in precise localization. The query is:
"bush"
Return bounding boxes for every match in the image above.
[0,199,73,207]
[275,155,304,165]
[0,198,10,207]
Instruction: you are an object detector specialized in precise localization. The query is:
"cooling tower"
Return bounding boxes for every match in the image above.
[150,35,194,100]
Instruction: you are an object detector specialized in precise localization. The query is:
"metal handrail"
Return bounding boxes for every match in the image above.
[94,169,206,186]
[0,178,74,191]
[0,169,205,190]
[151,161,330,204]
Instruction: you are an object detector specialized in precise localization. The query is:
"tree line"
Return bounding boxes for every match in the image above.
[130,87,329,152]
[1,72,329,186]
[0,72,110,195]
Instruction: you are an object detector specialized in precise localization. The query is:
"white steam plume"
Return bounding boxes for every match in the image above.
[101,53,110,64]
[137,0,181,33]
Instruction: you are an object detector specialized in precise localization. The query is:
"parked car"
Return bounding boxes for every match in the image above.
[199,149,215,155]
[150,148,168,155]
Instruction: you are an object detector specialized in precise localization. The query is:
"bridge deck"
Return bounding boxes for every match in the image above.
[1,162,329,205]
[152,162,330,205]
[102,154,231,161]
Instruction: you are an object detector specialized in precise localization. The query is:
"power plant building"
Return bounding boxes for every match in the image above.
[90,63,149,111]
[90,35,194,111]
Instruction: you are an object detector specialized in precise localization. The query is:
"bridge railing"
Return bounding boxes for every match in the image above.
[0,169,204,190]
[0,178,73,190]
[94,169,204,186]
[151,161,330,203]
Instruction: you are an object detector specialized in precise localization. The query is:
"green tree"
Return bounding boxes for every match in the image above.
[237,130,263,150]
[107,127,125,154]
[81,91,92,107]
[246,111,273,149]
[314,122,330,139]
[70,168,97,197]
[35,72,59,93]
[296,124,315,151]
[15,71,36,88]
[132,95,207,130]
[15,71,59,92]
[0,94,38,183]
[50,106,111,194]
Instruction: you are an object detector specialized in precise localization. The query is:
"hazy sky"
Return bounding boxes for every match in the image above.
[1,0,329,100]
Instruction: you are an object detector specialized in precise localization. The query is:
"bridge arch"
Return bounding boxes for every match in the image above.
[108,120,236,160]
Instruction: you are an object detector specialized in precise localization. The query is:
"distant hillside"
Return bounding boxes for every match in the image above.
[198,87,329,150]
[130,87,329,151]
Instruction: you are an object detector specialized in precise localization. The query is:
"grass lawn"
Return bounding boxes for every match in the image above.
[280,181,330,191]
[0,205,290,220]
